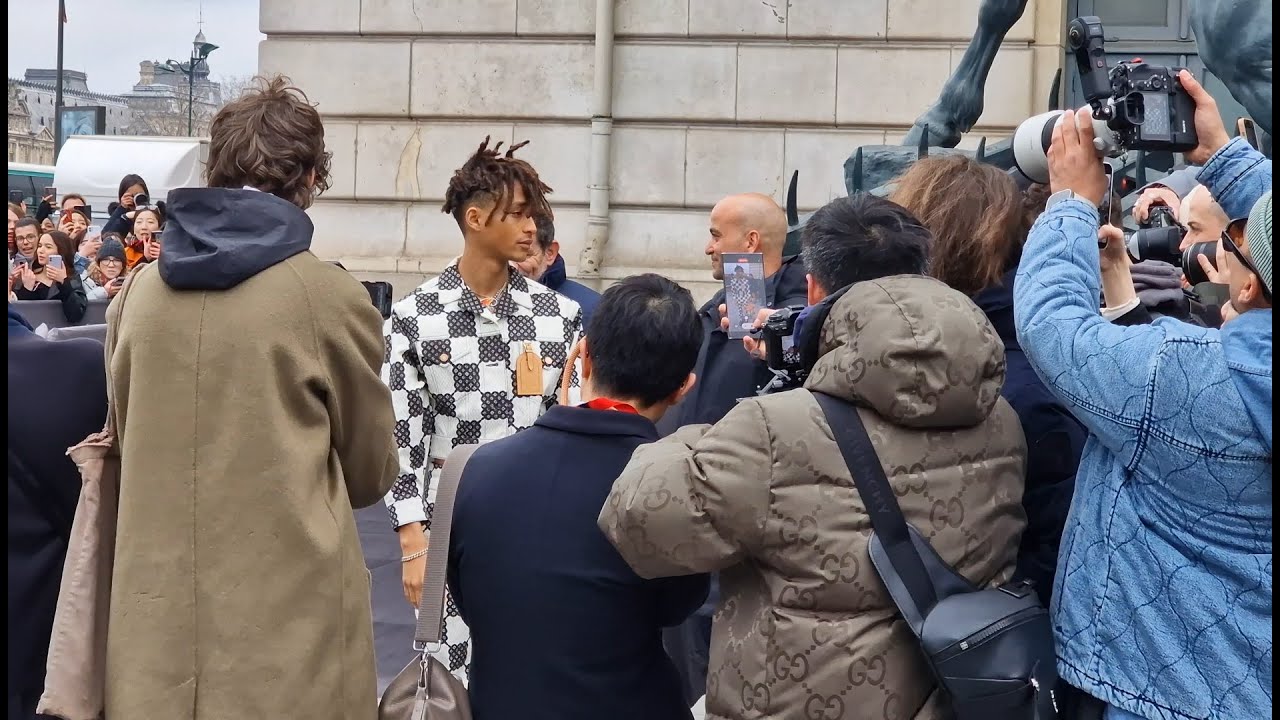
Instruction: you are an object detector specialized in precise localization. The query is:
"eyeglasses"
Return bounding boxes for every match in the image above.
[1221,219,1271,303]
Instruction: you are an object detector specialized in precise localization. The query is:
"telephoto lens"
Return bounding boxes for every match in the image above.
[1181,241,1219,285]
[1126,225,1186,264]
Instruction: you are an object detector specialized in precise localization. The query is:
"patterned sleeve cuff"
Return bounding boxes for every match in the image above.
[386,497,427,530]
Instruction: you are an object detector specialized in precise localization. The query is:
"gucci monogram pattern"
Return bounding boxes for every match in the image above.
[600,276,1026,720]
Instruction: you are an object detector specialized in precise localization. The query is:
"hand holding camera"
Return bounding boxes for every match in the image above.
[1133,187,1181,224]
[1176,70,1231,166]
[1047,107,1108,207]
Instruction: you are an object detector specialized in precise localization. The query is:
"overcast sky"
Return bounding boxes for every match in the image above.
[8,0,264,95]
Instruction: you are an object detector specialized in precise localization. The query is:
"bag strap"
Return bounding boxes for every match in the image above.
[414,443,480,646]
[811,391,937,615]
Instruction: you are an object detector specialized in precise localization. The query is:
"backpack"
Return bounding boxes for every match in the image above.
[813,392,1059,720]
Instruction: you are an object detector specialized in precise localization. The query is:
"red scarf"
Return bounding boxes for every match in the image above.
[584,398,639,415]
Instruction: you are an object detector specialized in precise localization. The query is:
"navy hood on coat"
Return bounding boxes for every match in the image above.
[159,187,314,291]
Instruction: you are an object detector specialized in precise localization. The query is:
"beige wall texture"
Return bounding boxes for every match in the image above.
[259,0,1067,301]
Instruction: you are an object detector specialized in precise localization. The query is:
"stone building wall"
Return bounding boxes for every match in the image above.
[260,0,1068,300]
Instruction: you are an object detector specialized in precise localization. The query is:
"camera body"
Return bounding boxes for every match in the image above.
[1068,16,1198,154]
[1125,204,1219,285]
[757,306,807,395]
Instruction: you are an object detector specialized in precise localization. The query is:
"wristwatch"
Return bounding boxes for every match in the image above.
[1045,189,1097,212]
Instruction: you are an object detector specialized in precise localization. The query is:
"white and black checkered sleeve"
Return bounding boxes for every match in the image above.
[381,307,433,530]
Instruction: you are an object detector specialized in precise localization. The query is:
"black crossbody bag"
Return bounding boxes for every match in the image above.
[812,392,1059,720]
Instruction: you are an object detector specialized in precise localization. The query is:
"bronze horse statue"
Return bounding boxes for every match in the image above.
[903,0,1272,147]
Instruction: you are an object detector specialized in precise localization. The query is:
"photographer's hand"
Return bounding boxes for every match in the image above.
[1177,70,1231,166]
[1132,186,1181,224]
[1048,107,1107,207]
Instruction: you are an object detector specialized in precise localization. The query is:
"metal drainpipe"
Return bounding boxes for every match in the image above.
[578,0,615,283]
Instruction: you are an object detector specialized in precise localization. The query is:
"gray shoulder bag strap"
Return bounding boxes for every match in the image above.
[414,443,480,648]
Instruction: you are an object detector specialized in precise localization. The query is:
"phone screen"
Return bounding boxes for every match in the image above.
[44,186,56,200]
[722,252,768,339]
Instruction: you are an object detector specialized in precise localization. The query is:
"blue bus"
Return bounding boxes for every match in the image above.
[8,162,56,207]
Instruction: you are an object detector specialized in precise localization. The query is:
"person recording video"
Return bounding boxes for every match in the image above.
[1013,70,1271,720]
[599,193,1031,720]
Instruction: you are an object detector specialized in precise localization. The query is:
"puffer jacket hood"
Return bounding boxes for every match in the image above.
[159,187,314,291]
[805,275,1007,429]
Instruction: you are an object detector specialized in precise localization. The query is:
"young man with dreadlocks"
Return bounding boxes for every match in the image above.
[381,137,584,682]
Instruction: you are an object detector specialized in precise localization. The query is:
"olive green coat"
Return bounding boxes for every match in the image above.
[103,257,398,720]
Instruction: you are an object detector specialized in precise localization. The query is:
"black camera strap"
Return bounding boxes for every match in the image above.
[812,391,937,615]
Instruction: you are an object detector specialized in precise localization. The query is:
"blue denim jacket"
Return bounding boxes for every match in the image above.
[1014,138,1272,720]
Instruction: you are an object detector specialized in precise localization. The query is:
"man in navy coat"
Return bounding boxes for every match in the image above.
[447,273,708,720]
[8,300,108,719]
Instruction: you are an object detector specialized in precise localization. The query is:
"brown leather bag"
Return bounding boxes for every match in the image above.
[378,444,477,720]
[37,264,152,720]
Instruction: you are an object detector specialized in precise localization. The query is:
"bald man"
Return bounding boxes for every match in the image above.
[655,192,808,707]
[1178,184,1230,250]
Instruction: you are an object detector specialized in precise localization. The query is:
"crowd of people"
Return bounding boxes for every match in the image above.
[7,174,165,321]
[7,67,1271,720]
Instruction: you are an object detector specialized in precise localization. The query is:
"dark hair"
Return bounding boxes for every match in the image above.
[801,194,932,294]
[1022,183,1052,227]
[117,174,149,202]
[585,274,701,407]
[205,75,332,209]
[443,137,552,229]
[41,229,78,273]
[890,155,1025,295]
[534,214,555,251]
[60,193,85,210]
[14,217,40,234]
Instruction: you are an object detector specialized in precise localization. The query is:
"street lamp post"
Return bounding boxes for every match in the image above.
[167,38,218,137]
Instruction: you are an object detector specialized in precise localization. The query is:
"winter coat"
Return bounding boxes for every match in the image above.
[103,188,399,720]
[600,275,1027,720]
[1014,137,1272,720]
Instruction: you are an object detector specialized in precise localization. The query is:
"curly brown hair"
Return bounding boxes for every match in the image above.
[443,137,553,228]
[205,75,332,209]
[890,155,1026,296]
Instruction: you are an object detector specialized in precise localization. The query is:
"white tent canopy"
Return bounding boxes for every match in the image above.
[53,135,209,218]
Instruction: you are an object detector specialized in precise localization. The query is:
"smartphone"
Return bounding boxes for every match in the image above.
[47,255,64,269]
[43,186,56,201]
[722,252,768,339]
[1098,162,1116,246]
[8,190,24,204]
[1237,117,1261,151]
[151,230,163,245]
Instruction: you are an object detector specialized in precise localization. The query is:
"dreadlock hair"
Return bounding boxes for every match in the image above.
[442,136,554,230]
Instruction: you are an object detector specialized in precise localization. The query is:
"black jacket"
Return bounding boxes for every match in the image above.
[657,254,809,433]
[538,255,601,326]
[7,308,108,719]
[973,272,1086,606]
[13,273,89,325]
[448,405,708,720]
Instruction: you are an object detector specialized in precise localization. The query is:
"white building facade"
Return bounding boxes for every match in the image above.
[260,0,1069,299]
[13,70,133,138]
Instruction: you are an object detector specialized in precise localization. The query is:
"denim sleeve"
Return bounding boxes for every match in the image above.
[1196,137,1272,220]
[1014,200,1168,467]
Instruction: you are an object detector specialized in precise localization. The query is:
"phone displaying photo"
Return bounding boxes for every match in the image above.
[722,252,768,339]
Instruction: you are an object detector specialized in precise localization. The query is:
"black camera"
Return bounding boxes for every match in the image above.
[1068,16,1198,154]
[1126,205,1219,285]
[757,306,807,395]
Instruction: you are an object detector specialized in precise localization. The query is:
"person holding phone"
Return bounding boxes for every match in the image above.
[127,206,165,268]
[83,236,129,301]
[12,230,88,323]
